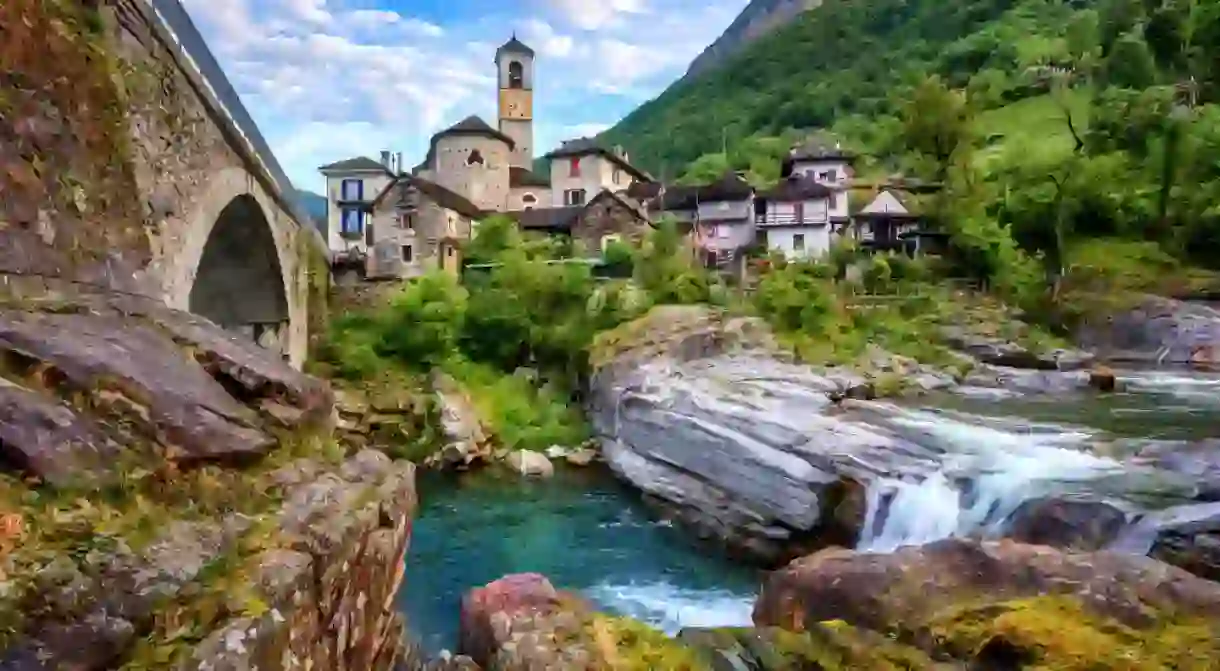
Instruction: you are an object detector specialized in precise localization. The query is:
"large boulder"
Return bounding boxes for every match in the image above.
[588,307,949,565]
[1076,295,1220,366]
[754,538,1220,667]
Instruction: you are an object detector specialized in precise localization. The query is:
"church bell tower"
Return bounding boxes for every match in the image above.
[496,34,535,169]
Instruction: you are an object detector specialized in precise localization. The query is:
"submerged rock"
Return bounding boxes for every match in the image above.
[1077,295,1220,366]
[1006,497,1130,551]
[504,450,554,478]
[939,325,1094,371]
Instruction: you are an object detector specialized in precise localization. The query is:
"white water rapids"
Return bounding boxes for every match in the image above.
[852,370,1220,553]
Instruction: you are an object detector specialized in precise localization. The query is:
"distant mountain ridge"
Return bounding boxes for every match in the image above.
[293,188,327,237]
[684,0,822,81]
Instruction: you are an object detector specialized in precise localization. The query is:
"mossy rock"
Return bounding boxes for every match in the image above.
[679,624,939,670]
[925,595,1220,671]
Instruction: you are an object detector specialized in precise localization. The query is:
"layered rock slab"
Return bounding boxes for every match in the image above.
[0,295,332,483]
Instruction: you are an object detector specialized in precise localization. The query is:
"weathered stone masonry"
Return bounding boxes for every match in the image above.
[0,0,318,367]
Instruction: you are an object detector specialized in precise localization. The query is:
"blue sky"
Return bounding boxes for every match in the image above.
[182,0,748,193]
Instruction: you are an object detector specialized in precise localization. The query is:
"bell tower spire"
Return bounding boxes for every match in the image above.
[495,35,535,169]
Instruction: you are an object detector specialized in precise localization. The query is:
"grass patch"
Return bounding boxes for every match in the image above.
[444,359,589,452]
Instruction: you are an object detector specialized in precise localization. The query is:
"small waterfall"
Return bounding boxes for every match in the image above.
[857,406,1130,552]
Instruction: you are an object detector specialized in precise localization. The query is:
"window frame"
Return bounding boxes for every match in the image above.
[340,178,363,201]
[564,188,586,206]
[793,233,805,251]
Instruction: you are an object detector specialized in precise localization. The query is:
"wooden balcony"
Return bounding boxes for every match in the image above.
[755,213,829,228]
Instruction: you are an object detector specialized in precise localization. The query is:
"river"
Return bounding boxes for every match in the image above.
[397,367,1220,653]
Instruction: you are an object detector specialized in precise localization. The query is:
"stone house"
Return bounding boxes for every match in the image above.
[511,189,651,255]
[364,175,485,279]
[543,138,651,208]
[755,175,835,260]
[690,171,756,272]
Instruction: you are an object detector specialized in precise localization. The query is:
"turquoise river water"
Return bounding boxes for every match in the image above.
[396,468,760,653]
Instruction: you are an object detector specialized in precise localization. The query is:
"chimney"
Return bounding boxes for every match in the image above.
[396,152,404,175]
[380,150,391,169]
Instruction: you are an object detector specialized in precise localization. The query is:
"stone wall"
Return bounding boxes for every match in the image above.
[0,0,311,365]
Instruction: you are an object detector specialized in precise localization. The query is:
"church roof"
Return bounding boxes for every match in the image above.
[317,156,391,173]
[543,138,651,182]
[434,115,516,148]
[497,35,535,58]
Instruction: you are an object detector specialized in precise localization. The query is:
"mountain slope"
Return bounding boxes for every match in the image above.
[684,0,822,82]
[599,0,1076,174]
[293,188,328,237]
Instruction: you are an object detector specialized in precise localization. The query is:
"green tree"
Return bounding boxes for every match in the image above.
[898,76,974,184]
[1102,33,1159,89]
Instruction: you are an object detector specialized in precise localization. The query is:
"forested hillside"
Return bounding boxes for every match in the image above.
[602,0,1220,288]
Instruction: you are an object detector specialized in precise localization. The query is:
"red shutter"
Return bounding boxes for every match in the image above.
[569,157,581,177]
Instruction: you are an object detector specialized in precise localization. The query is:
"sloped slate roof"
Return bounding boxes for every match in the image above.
[757,176,833,201]
[435,115,515,148]
[694,171,754,202]
[370,175,484,220]
[497,35,535,57]
[543,138,651,181]
[510,166,549,188]
[789,138,857,162]
[318,156,390,172]
[511,190,648,232]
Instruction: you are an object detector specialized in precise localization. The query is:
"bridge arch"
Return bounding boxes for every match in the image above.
[163,167,305,366]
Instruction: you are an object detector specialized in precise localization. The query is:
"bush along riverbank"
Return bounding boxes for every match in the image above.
[309,216,721,476]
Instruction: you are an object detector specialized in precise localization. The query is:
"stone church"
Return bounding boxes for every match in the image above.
[319,35,655,281]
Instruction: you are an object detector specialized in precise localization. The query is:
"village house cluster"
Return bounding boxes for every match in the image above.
[316,35,936,283]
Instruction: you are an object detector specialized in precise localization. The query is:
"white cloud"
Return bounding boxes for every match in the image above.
[547,0,647,31]
[182,0,751,190]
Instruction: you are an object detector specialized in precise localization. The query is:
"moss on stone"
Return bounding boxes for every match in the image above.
[925,595,1220,670]
[583,614,710,671]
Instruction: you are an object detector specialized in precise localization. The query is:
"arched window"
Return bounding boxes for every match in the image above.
[467,150,484,166]
[522,193,537,205]
[508,61,524,89]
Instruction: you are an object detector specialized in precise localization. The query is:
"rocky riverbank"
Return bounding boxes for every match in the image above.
[585,303,1220,571]
[448,536,1220,669]
[0,294,417,669]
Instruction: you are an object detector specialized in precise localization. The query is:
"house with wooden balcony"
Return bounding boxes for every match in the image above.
[754,175,835,259]
[782,138,856,231]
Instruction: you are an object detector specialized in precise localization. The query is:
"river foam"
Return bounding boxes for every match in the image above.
[855,396,1210,553]
[585,581,756,633]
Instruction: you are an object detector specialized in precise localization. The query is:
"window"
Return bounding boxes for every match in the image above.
[340,207,362,235]
[401,245,413,263]
[717,224,730,239]
[364,221,374,246]
[340,178,363,201]
[467,150,484,166]
[564,188,586,206]
[602,234,622,249]
[508,60,524,89]
[522,193,537,205]
[794,202,805,222]
[399,213,414,230]
[612,169,622,185]
[447,246,455,258]
[793,233,805,251]
[568,157,581,177]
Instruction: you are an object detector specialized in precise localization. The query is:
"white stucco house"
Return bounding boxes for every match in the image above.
[317,153,400,272]
[755,175,835,259]
[783,139,856,231]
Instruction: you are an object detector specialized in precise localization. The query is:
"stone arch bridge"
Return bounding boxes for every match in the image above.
[0,0,327,369]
